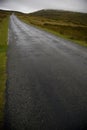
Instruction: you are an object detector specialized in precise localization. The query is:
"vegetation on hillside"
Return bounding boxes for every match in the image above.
[16,9,87,46]
[0,10,10,129]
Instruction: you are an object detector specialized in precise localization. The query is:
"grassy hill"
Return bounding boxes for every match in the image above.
[16,9,87,46]
[0,10,11,129]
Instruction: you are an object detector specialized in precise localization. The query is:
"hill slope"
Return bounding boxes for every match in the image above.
[16,9,87,46]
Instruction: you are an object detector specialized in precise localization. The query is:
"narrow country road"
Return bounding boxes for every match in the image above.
[5,14,87,130]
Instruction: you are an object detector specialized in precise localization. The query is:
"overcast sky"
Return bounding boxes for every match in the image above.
[0,0,87,13]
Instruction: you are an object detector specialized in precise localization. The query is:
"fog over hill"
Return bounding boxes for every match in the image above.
[0,0,87,13]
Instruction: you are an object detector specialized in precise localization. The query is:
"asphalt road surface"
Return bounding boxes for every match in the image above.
[5,15,87,130]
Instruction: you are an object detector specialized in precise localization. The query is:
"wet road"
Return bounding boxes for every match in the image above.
[5,15,87,130]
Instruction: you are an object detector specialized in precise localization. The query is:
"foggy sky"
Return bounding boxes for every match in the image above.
[0,0,87,13]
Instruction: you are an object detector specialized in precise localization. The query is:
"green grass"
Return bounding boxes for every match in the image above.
[0,11,9,129]
[16,9,87,47]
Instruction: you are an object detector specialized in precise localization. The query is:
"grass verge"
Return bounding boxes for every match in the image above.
[0,16,9,129]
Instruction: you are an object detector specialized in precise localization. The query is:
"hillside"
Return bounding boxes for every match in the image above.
[16,9,87,46]
[0,10,11,21]
[29,9,87,26]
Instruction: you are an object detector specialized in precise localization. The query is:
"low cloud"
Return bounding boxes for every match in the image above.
[0,0,87,13]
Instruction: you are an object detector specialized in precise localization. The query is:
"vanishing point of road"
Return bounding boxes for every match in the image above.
[5,15,87,130]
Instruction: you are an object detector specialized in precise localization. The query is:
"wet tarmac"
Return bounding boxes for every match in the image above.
[5,15,87,130]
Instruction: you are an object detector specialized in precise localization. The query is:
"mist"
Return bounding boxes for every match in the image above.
[0,0,87,13]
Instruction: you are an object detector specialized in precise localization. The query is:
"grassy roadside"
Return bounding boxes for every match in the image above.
[0,14,9,129]
[16,10,87,47]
